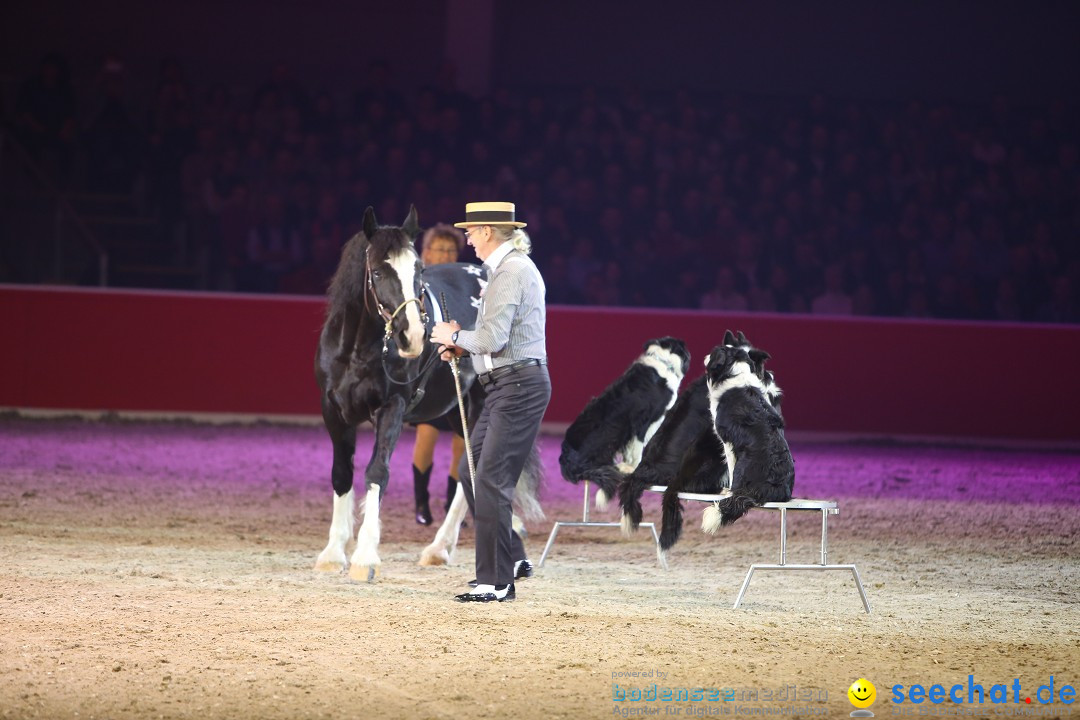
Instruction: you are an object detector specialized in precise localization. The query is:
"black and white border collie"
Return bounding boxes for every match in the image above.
[655,335,782,556]
[621,331,776,539]
[618,374,712,533]
[698,342,794,534]
[559,337,690,509]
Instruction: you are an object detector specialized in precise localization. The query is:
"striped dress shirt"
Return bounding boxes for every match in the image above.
[455,242,547,373]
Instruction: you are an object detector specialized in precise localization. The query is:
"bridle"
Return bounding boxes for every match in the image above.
[363,246,440,392]
[364,247,429,355]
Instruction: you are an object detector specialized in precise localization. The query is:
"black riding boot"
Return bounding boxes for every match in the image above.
[413,464,433,526]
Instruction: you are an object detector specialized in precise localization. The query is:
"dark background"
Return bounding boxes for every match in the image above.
[2,1,1078,322]
[5,2,1078,100]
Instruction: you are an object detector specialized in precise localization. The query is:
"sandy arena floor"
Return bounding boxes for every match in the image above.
[1,416,1078,719]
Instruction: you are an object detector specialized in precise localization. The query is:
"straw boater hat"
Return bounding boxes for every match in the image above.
[453,201,527,229]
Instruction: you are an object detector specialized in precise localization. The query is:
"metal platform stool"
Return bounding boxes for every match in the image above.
[538,480,661,566]
[647,487,872,613]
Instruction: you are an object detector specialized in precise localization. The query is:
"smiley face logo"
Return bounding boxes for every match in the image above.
[848,678,877,709]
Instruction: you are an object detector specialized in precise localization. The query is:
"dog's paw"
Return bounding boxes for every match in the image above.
[701,505,723,534]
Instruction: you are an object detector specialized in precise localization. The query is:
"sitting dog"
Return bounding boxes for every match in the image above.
[652,333,783,555]
[620,330,776,537]
[618,374,711,533]
[559,337,690,509]
[696,342,794,537]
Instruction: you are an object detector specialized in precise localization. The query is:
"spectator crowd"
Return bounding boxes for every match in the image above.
[7,52,1079,323]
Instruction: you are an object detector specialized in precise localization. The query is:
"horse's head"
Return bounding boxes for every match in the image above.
[362,205,427,358]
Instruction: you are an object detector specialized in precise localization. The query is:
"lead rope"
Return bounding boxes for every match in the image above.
[440,291,477,494]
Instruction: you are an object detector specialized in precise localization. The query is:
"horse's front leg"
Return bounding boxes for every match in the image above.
[419,480,469,566]
[420,381,483,566]
[350,396,407,582]
[314,417,357,572]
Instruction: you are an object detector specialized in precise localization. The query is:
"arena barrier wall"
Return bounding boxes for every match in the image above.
[2,284,1078,442]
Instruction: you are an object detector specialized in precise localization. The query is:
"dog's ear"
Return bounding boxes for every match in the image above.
[402,205,419,238]
[362,206,378,239]
[723,330,736,346]
[676,340,691,371]
[707,344,725,368]
[736,330,749,345]
[748,349,771,366]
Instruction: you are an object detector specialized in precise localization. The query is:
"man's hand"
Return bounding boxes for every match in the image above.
[430,320,461,348]
[438,345,465,362]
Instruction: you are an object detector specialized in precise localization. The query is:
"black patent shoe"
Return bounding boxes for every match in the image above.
[454,583,515,603]
[515,559,534,580]
[415,501,433,526]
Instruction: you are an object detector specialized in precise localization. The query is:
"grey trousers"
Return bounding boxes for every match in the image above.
[459,363,551,586]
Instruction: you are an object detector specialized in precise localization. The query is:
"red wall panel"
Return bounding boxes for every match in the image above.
[3,285,1078,442]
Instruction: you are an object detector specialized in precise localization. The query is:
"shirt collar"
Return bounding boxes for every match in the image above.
[483,241,515,271]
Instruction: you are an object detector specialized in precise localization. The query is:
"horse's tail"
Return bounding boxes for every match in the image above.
[658,488,684,552]
[512,443,545,522]
[701,494,760,533]
[618,461,662,535]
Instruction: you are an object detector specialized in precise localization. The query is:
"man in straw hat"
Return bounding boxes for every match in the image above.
[430,202,550,603]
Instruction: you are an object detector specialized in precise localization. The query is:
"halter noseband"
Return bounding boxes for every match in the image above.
[365,247,429,354]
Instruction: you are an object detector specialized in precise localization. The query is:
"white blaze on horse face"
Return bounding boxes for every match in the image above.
[389,249,425,358]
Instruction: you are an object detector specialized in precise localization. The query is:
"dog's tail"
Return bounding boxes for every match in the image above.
[512,443,545,522]
[657,487,684,566]
[618,461,663,535]
[701,494,760,533]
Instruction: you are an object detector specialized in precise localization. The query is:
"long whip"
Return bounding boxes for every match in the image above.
[440,292,477,490]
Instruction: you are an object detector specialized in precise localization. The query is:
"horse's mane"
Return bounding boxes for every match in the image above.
[326,226,414,317]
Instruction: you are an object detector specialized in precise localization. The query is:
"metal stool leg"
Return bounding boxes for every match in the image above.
[851,565,873,614]
[779,507,787,565]
[538,523,561,567]
[732,566,757,609]
[820,508,828,565]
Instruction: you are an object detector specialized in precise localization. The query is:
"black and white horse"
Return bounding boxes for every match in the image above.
[313,206,522,580]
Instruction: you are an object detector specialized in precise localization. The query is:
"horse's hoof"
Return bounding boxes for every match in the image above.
[313,560,345,573]
[350,564,379,582]
[419,547,450,566]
